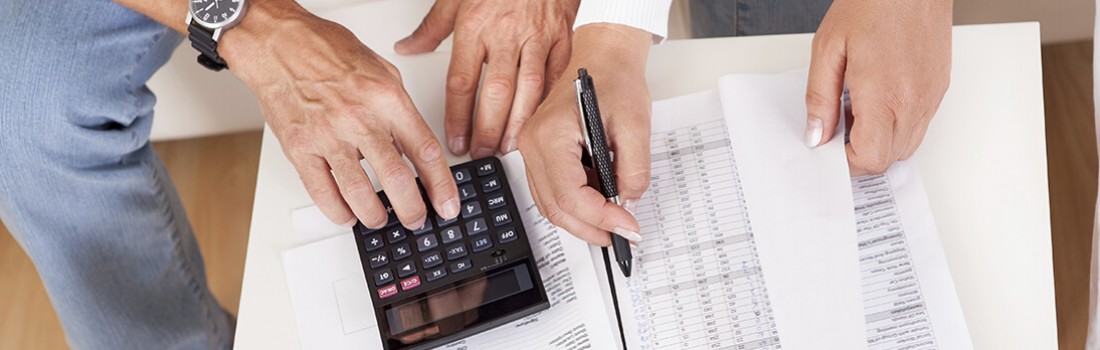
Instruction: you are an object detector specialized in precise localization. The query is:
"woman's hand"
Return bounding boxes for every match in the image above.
[805,0,952,175]
[517,23,652,246]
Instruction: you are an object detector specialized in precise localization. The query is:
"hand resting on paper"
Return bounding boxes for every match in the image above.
[395,0,580,159]
[803,0,952,176]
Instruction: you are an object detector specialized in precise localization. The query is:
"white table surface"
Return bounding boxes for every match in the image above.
[235,22,1055,349]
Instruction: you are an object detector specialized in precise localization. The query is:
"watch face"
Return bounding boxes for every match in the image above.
[190,0,242,27]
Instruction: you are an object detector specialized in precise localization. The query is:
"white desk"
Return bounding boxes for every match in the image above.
[235,23,1055,349]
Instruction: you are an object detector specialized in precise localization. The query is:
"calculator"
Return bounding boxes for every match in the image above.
[353,157,550,350]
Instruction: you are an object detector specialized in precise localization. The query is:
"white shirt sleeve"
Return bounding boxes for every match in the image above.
[573,0,675,44]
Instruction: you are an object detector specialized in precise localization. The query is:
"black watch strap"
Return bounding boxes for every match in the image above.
[188,22,228,71]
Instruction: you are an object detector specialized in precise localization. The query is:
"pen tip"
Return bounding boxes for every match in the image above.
[619,260,632,277]
[578,67,588,77]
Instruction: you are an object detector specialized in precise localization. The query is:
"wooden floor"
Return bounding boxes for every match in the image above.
[0,42,1096,349]
[1043,40,1097,350]
[0,131,262,350]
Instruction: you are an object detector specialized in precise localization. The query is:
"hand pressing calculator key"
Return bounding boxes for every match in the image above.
[353,157,550,350]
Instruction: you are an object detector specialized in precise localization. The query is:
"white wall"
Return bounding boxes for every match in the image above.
[955,0,1094,43]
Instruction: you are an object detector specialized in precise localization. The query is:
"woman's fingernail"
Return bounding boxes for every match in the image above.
[449,136,467,155]
[471,147,494,159]
[441,198,460,219]
[342,218,358,228]
[623,199,639,215]
[394,35,413,52]
[612,227,643,242]
[804,117,824,148]
[502,138,517,154]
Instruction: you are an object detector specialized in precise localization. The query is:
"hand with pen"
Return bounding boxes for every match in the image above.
[517,23,651,246]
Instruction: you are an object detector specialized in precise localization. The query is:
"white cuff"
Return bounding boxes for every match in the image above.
[573,0,674,44]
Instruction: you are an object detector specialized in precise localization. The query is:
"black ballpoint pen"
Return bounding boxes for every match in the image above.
[574,68,634,277]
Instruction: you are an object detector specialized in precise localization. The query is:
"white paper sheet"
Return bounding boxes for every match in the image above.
[282,152,616,350]
[854,161,973,349]
[719,71,867,349]
[609,81,867,349]
[283,232,385,349]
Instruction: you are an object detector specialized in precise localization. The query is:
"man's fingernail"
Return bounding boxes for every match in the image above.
[805,117,824,148]
[407,216,427,230]
[449,136,468,155]
[342,218,358,228]
[612,227,643,242]
[441,198,460,219]
[502,138,517,154]
[623,199,639,215]
[471,147,494,159]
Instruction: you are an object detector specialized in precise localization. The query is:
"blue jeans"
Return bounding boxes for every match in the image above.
[0,1,231,349]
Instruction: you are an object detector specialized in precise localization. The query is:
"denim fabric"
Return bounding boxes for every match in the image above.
[0,1,231,349]
[689,0,833,37]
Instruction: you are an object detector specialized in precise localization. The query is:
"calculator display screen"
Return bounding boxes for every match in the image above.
[382,262,538,345]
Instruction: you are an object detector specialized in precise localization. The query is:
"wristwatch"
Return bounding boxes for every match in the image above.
[186,0,247,71]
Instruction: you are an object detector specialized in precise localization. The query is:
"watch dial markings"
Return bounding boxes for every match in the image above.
[191,0,240,25]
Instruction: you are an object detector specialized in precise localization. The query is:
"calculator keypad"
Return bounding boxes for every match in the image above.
[355,158,529,302]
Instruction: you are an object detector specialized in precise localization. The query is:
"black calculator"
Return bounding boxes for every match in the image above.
[353,157,550,350]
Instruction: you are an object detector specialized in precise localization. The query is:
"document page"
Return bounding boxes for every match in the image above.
[610,88,867,349]
[282,152,615,349]
[855,161,973,349]
[718,70,868,350]
[441,152,617,349]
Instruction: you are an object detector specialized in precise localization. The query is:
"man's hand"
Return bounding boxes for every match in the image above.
[220,2,460,229]
[804,0,952,175]
[517,24,651,246]
[394,0,579,159]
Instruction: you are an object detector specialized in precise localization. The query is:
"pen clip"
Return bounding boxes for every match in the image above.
[574,78,594,157]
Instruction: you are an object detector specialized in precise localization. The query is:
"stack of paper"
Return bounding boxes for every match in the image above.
[281,70,972,349]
